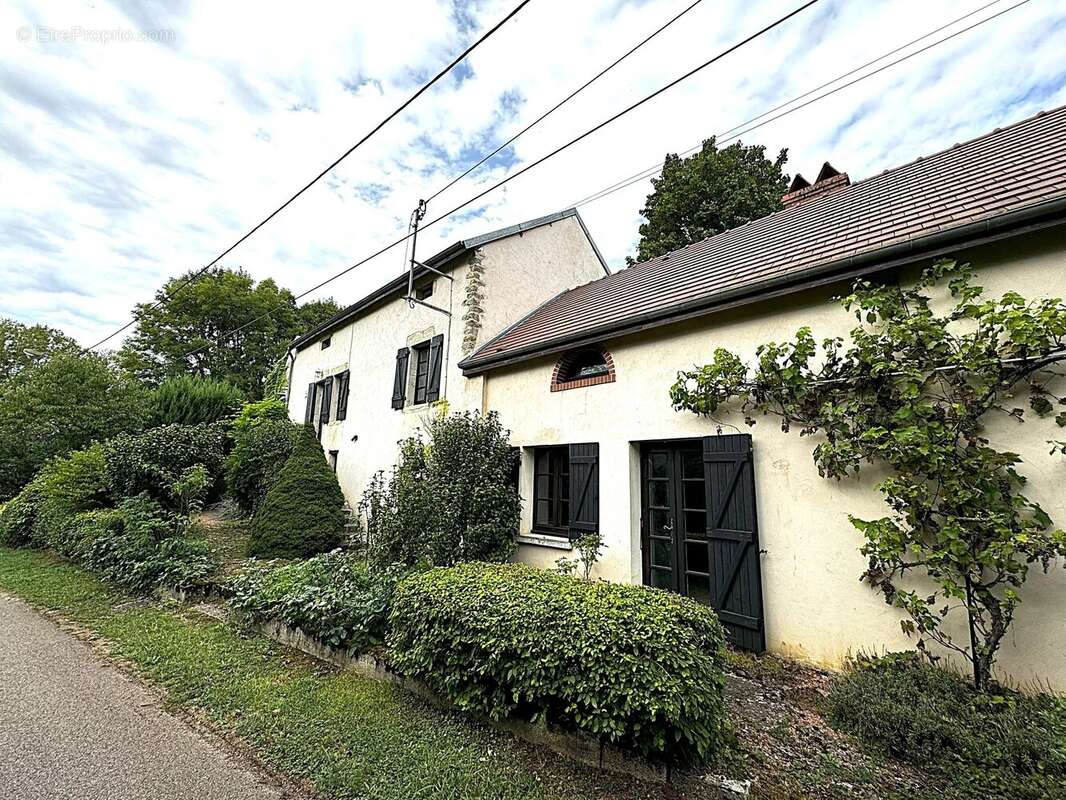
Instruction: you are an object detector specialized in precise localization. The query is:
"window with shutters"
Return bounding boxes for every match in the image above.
[533,446,569,535]
[412,341,431,404]
[402,334,444,408]
[335,370,350,421]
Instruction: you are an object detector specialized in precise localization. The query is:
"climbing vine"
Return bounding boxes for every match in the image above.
[670,259,1066,689]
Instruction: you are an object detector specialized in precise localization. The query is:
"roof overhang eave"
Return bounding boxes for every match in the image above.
[460,196,1066,376]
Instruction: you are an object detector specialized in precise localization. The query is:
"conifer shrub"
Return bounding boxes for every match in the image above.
[149,375,244,426]
[226,418,300,515]
[388,562,729,767]
[247,424,346,558]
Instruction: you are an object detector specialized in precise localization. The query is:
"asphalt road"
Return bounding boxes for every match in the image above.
[0,594,294,800]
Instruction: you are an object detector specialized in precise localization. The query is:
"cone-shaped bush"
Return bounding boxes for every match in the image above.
[247,424,346,558]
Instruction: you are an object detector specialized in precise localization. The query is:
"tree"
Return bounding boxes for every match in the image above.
[118,267,339,398]
[247,424,347,558]
[0,352,149,500]
[632,137,789,264]
[0,317,78,385]
[670,260,1066,690]
[364,411,519,569]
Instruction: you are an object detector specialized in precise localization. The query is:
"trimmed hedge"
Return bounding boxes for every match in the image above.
[387,562,729,767]
[247,424,346,558]
[229,553,401,654]
[827,652,1066,799]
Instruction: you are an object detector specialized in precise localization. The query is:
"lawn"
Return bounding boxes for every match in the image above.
[0,547,671,800]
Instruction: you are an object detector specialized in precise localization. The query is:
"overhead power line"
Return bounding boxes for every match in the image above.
[177,0,821,364]
[567,0,1026,209]
[172,0,1027,369]
[424,0,707,204]
[81,0,535,353]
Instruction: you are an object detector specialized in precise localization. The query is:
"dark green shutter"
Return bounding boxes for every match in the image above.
[304,382,316,424]
[336,371,350,421]
[703,434,765,652]
[568,443,599,540]
[318,376,333,426]
[391,348,409,409]
[427,334,444,402]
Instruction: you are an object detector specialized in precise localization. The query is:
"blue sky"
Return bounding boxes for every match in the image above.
[1,0,1065,346]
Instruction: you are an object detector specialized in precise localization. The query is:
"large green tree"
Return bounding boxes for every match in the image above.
[118,267,339,397]
[0,318,78,385]
[0,352,149,500]
[632,137,789,264]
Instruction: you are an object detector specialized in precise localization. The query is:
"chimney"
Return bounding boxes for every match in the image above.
[781,162,850,209]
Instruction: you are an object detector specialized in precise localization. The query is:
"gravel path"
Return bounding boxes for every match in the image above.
[0,594,296,800]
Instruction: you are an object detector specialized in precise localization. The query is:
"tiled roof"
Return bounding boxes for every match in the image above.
[292,208,606,351]
[461,105,1066,373]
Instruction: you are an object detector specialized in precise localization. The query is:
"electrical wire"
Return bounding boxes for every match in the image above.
[175,0,822,364]
[424,0,707,204]
[567,0,1026,209]
[81,0,535,353]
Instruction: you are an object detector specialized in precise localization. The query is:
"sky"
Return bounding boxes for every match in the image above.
[2,0,1065,348]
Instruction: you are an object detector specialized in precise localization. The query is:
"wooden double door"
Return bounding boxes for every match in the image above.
[640,435,765,652]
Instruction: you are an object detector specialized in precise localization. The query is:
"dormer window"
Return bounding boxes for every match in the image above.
[551,348,616,392]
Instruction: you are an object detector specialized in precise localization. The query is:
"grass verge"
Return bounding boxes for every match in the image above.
[0,547,662,800]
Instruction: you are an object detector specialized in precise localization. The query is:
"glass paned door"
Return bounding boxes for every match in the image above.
[641,442,710,601]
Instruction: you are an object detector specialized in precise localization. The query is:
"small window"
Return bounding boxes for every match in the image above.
[552,348,615,392]
[415,280,434,301]
[321,337,332,350]
[561,350,608,380]
[328,450,339,472]
[533,446,569,535]
[412,341,431,404]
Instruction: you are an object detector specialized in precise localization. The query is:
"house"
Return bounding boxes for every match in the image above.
[455,106,1066,688]
[288,106,1066,689]
[284,207,608,513]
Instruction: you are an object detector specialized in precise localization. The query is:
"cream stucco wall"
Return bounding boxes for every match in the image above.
[286,214,606,517]
[482,228,1066,690]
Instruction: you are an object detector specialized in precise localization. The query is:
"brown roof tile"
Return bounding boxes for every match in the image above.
[461,106,1066,373]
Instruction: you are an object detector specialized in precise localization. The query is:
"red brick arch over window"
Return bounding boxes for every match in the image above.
[550,348,617,392]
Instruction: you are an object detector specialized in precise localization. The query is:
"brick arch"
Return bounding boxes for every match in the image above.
[550,347,617,392]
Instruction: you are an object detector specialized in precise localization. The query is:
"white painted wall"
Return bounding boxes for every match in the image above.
[482,227,1066,690]
[286,214,606,516]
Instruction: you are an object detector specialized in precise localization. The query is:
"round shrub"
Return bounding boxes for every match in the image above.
[827,652,1066,799]
[387,562,729,767]
[0,444,110,549]
[225,419,300,515]
[229,553,402,654]
[103,422,228,508]
[247,425,346,559]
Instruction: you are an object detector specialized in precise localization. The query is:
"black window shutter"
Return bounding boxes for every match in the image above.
[318,376,333,425]
[391,348,409,409]
[702,433,765,653]
[336,371,350,421]
[304,382,316,424]
[426,334,444,402]
[567,443,599,540]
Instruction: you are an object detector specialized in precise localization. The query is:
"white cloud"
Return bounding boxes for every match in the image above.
[1,0,1064,345]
